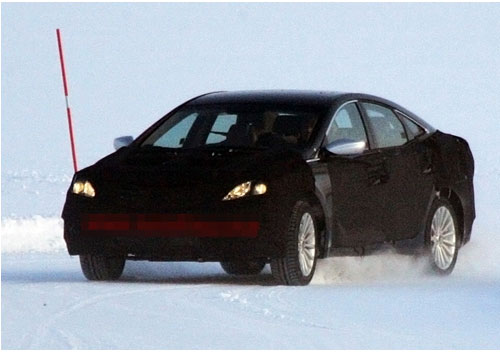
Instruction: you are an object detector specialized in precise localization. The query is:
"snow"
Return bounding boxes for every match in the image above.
[1,217,65,254]
[3,3,500,350]
[1,170,72,219]
[2,243,500,349]
[3,248,500,349]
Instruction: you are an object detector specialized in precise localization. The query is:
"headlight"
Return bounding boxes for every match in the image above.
[253,183,267,195]
[223,181,267,201]
[72,180,96,198]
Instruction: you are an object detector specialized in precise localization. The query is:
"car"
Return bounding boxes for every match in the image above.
[62,90,475,285]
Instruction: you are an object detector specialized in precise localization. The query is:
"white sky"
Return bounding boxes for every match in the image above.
[2,3,499,174]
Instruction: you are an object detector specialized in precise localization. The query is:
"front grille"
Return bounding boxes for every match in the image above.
[95,183,221,213]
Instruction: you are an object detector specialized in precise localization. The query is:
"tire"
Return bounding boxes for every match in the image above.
[220,260,266,275]
[424,198,461,275]
[79,255,126,281]
[271,201,318,286]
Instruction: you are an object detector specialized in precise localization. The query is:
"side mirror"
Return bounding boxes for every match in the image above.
[113,136,134,150]
[325,139,366,156]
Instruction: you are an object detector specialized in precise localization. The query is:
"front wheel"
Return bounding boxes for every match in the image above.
[79,255,126,281]
[271,201,318,286]
[425,198,460,275]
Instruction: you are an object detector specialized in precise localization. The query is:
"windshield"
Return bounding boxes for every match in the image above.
[141,104,324,151]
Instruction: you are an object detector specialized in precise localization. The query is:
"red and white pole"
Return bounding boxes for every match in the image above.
[56,28,78,172]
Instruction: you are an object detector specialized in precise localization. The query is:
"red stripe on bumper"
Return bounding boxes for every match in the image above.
[81,214,260,238]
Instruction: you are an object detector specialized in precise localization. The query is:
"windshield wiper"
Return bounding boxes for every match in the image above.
[137,145,182,153]
[191,144,267,151]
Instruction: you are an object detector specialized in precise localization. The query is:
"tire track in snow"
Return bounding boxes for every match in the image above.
[28,284,209,349]
[219,287,335,331]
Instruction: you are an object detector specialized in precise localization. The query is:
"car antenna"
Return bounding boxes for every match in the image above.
[56,28,78,173]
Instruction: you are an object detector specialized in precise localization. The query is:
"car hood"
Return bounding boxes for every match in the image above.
[77,146,308,190]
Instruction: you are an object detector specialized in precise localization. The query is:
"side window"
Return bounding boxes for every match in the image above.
[206,114,237,144]
[362,103,407,148]
[153,113,198,148]
[326,103,368,145]
[397,112,425,140]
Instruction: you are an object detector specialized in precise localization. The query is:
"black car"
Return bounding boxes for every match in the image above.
[62,90,475,285]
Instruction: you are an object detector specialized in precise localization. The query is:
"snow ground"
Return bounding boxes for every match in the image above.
[2,252,500,350]
[2,173,499,349]
[2,243,500,349]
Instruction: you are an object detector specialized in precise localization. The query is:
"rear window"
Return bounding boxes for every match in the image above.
[361,103,408,149]
[397,112,426,140]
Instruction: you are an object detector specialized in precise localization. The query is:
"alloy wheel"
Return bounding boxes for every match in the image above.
[430,206,457,270]
[297,212,316,276]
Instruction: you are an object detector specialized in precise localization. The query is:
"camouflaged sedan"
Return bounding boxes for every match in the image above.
[63,91,475,285]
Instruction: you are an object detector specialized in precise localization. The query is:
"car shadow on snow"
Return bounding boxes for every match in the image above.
[1,269,87,283]
[119,261,277,286]
[1,260,277,286]
[119,273,277,286]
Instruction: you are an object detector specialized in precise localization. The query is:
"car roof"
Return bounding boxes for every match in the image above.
[187,90,434,132]
[187,90,344,107]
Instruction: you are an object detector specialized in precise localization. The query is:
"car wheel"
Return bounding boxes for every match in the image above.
[271,201,318,286]
[79,255,126,281]
[220,260,266,275]
[425,198,460,275]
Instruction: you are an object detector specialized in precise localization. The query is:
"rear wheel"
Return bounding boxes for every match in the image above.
[425,198,460,275]
[271,201,318,285]
[220,260,266,275]
[79,255,126,281]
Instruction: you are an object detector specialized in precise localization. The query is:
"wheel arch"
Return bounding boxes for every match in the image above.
[436,187,465,244]
[301,191,329,258]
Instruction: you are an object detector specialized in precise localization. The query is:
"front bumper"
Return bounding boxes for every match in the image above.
[62,194,292,261]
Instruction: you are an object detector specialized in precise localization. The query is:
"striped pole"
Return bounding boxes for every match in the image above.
[56,28,78,172]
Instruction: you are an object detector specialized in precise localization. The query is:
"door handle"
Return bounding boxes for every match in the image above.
[367,165,388,185]
[366,154,388,186]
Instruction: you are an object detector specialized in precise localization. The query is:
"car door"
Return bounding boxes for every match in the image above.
[394,110,435,239]
[322,101,389,247]
[359,102,429,241]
